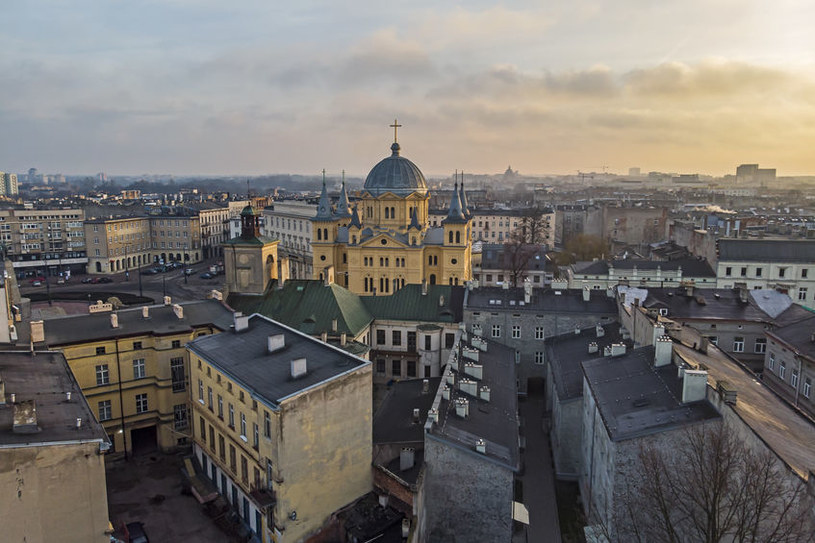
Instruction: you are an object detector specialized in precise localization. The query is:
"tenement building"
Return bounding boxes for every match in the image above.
[0,208,87,277]
[188,313,372,543]
[311,131,473,294]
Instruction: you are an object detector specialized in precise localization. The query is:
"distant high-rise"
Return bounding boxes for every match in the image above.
[628,167,641,176]
[736,164,776,185]
[0,173,18,196]
[27,167,37,183]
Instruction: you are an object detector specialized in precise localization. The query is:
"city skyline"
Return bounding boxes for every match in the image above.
[2,1,815,177]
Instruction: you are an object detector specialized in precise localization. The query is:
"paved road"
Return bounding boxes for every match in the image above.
[520,394,562,543]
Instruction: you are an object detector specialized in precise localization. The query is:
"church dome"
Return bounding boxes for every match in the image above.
[363,142,428,197]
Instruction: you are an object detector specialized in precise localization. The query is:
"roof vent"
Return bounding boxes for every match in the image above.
[455,398,469,418]
[290,358,307,379]
[331,319,338,332]
[110,313,119,329]
[475,438,486,454]
[412,408,420,423]
[75,417,82,429]
[164,296,172,306]
[233,312,249,332]
[173,303,184,319]
[400,447,415,471]
[142,306,150,319]
[267,334,285,353]
[422,379,430,394]
[65,391,72,401]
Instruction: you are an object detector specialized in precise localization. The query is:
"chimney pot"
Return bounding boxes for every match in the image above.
[412,408,420,423]
[142,306,149,319]
[475,438,486,454]
[290,358,307,379]
[163,296,172,306]
[422,379,429,394]
[110,313,119,329]
[66,391,71,401]
[400,447,416,471]
[267,334,285,353]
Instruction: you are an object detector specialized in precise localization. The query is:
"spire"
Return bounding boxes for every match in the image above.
[336,170,352,218]
[459,172,471,218]
[349,204,362,229]
[443,180,467,224]
[408,206,422,230]
[313,169,333,220]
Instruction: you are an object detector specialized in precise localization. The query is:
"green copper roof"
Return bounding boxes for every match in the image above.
[361,284,464,322]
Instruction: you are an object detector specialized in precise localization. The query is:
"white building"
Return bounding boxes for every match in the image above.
[261,201,315,279]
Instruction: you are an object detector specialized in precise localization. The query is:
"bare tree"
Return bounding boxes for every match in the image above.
[615,424,814,543]
[501,208,548,287]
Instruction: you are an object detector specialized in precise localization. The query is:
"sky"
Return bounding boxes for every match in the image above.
[2,1,815,178]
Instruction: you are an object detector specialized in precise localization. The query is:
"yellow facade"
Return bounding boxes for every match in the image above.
[85,216,152,274]
[188,335,372,542]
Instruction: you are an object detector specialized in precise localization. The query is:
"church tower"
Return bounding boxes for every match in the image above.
[311,121,472,294]
[223,204,281,295]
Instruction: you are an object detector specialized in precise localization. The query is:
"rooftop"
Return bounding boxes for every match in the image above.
[573,257,715,278]
[767,315,815,360]
[427,334,519,471]
[44,299,234,346]
[373,377,442,445]
[0,351,109,448]
[547,323,624,401]
[188,314,369,406]
[718,239,815,263]
[582,346,720,441]
[465,286,617,315]
[362,284,464,323]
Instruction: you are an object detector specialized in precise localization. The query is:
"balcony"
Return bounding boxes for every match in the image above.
[249,484,277,508]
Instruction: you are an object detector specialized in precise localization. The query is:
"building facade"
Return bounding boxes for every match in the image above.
[311,137,473,294]
[763,316,815,419]
[262,201,315,279]
[568,257,717,290]
[188,313,372,543]
[0,208,86,276]
[198,204,230,259]
[85,216,151,274]
[148,211,202,265]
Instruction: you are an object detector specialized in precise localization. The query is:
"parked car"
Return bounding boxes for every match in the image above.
[141,268,159,275]
[29,276,46,284]
[31,280,42,287]
[97,277,113,283]
[184,268,194,276]
[125,521,149,543]
[81,277,94,284]
[199,272,214,279]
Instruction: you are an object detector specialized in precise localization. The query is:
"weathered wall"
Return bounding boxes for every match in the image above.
[0,442,109,543]
[551,393,583,479]
[421,436,513,543]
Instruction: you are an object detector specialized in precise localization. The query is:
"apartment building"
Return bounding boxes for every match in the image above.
[0,351,111,543]
[148,212,202,265]
[43,299,233,455]
[763,315,815,419]
[84,216,151,274]
[0,172,19,196]
[0,208,86,276]
[430,208,555,244]
[188,313,372,543]
[567,257,717,290]
[198,204,230,259]
[261,201,315,279]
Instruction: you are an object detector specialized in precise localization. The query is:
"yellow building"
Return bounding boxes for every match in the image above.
[148,212,203,265]
[85,216,152,274]
[188,313,372,543]
[43,299,233,455]
[311,132,473,294]
[0,351,111,543]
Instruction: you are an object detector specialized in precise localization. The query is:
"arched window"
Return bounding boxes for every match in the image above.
[428,255,433,266]
[455,231,461,244]
[391,207,395,218]
[380,257,384,267]
[385,258,389,267]
[323,228,328,240]
[317,229,322,241]
[449,231,454,243]
[385,207,390,219]
[430,274,436,285]
[449,277,454,285]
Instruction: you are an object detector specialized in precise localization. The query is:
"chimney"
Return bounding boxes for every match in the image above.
[210,289,223,301]
[110,313,119,329]
[442,385,451,400]
[267,334,285,353]
[427,407,438,423]
[422,379,430,394]
[738,286,748,303]
[610,343,627,357]
[331,319,338,332]
[479,386,491,402]
[142,306,150,319]
[524,280,532,303]
[588,342,599,354]
[340,332,347,346]
[290,358,307,379]
[459,378,478,397]
[378,494,389,508]
[502,281,510,290]
[682,369,708,403]
[412,408,420,423]
[463,363,483,380]
[320,331,328,343]
[400,447,415,471]
[402,519,410,538]
[574,326,581,335]
[75,417,82,429]
[163,296,172,306]
[652,324,666,345]
[654,336,673,367]
[439,295,445,307]
[173,303,184,320]
[233,312,250,332]
[66,391,71,401]
[421,279,428,295]
[583,286,591,302]
[30,320,44,343]
[596,324,605,338]
[475,438,486,454]
[10,393,16,403]
[455,398,469,418]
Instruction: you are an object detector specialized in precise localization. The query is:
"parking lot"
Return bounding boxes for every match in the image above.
[107,452,237,543]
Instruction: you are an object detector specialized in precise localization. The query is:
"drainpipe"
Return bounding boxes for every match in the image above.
[116,338,128,460]
[794,355,802,408]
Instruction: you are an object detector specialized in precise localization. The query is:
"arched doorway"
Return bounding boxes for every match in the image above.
[429,274,436,285]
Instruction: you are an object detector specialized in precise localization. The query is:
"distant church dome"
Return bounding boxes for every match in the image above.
[363,142,428,197]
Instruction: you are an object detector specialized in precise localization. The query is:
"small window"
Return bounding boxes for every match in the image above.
[535,326,544,340]
[733,337,744,353]
[754,338,767,354]
[376,359,386,374]
[512,325,521,339]
[407,360,416,377]
[492,325,501,338]
[133,341,143,350]
[445,333,455,349]
[98,400,112,421]
[96,346,106,355]
[804,378,811,398]
[424,335,432,350]
[172,340,181,349]
[768,352,775,370]
[135,393,148,414]
[391,359,401,376]
[132,358,146,379]
[377,330,386,345]
[534,352,544,364]
[392,330,402,346]
[95,364,110,386]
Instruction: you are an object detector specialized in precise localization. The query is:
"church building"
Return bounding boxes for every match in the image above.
[311,126,473,295]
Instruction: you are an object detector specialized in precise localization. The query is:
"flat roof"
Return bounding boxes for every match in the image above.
[427,335,519,471]
[466,287,617,315]
[373,377,442,445]
[0,351,108,447]
[582,346,720,441]
[188,314,370,406]
[547,323,623,401]
[44,299,234,346]
[673,342,815,479]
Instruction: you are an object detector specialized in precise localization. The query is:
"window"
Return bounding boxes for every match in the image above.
[407,331,416,350]
[219,435,226,461]
[207,387,213,410]
[439,334,453,351]
[732,337,744,353]
[768,352,776,370]
[407,360,416,377]
[804,378,811,398]
[424,335,432,350]
[217,395,224,418]
[535,352,544,364]
[198,379,204,401]
[264,411,271,438]
[171,357,185,392]
[512,325,521,339]
[133,341,142,350]
[376,358,386,373]
[377,330,386,345]
[492,324,501,338]
[791,370,799,388]
[199,417,206,440]
[95,364,109,385]
[228,404,235,427]
[725,266,732,277]
[740,267,747,277]
[172,340,181,349]
[174,404,188,430]
[392,330,402,346]
[98,400,112,421]
[708,336,718,346]
[253,423,259,449]
[240,413,247,437]
[755,267,763,278]
[241,455,249,484]
[229,444,237,472]
[779,267,787,278]
[754,338,767,354]
[779,362,786,380]
[132,358,145,379]
[799,287,808,301]
[96,346,106,355]
[391,359,401,377]
[535,326,544,340]
[135,393,148,413]
[803,268,809,279]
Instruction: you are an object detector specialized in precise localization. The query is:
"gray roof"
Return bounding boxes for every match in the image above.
[429,336,519,471]
[363,142,428,197]
[373,377,442,445]
[466,287,617,315]
[188,314,369,407]
[767,315,815,361]
[582,346,720,441]
[480,244,549,271]
[718,239,815,263]
[574,257,715,278]
[44,299,234,346]
[547,323,623,401]
[0,351,109,448]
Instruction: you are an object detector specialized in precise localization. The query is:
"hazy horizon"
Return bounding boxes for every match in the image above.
[3,1,815,177]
